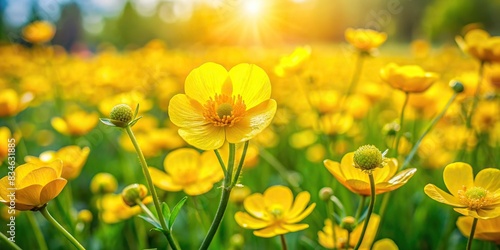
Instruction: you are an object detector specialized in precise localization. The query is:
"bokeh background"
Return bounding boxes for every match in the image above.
[1,0,500,49]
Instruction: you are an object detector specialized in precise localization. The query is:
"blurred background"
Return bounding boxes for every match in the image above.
[1,0,500,50]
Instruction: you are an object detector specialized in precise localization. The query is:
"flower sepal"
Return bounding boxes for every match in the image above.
[100,104,142,128]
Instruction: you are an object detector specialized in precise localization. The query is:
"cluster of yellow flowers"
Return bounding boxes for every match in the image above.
[0,21,499,250]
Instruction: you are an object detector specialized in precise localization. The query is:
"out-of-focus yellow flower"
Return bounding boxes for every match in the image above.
[472,100,499,133]
[306,143,326,163]
[345,28,387,52]
[168,63,277,150]
[308,90,341,114]
[90,173,118,194]
[77,209,93,223]
[0,161,67,211]
[51,111,99,136]
[457,216,500,244]
[318,214,381,249]
[235,185,315,238]
[324,152,416,196]
[22,21,55,44]
[98,193,151,224]
[98,91,152,115]
[289,130,317,149]
[230,186,251,204]
[0,89,33,117]
[380,63,438,93]
[149,148,223,196]
[318,113,353,135]
[487,63,500,88]
[411,39,430,58]
[373,238,399,250]
[456,29,500,63]
[424,162,500,219]
[0,127,14,162]
[25,146,90,180]
[274,46,311,77]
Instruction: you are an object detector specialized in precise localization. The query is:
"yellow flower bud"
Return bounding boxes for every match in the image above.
[110,104,133,126]
[90,173,118,194]
[340,216,357,232]
[121,184,148,206]
[77,209,93,223]
[319,187,334,201]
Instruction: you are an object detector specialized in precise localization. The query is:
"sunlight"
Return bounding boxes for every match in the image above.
[243,0,264,17]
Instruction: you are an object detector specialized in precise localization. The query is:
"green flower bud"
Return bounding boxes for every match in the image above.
[340,216,356,232]
[121,184,148,206]
[110,104,133,124]
[319,187,334,201]
[450,80,464,93]
[353,145,384,171]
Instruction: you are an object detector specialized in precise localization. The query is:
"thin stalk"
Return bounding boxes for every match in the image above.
[280,234,288,250]
[353,174,376,250]
[467,218,478,250]
[0,232,22,250]
[345,51,366,98]
[124,126,178,250]
[354,196,367,221]
[327,201,337,249]
[466,61,485,128]
[136,199,160,224]
[231,141,249,187]
[345,231,351,250]
[259,147,301,192]
[401,93,458,169]
[40,206,85,250]
[199,143,236,250]
[214,149,227,174]
[26,210,48,250]
[393,92,409,158]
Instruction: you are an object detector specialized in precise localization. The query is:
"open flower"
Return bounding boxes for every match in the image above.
[424,162,500,219]
[456,29,500,63]
[22,20,56,44]
[457,216,500,244]
[168,62,277,150]
[274,46,311,77]
[0,89,33,117]
[0,161,67,211]
[149,148,223,196]
[318,214,381,249]
[98,193,152,224]
[234,185,315,238]
[51,111,99,136]
[324,152,417,196]
[345,28,387,52]
[380,63,438,93]
[25,145,90,180]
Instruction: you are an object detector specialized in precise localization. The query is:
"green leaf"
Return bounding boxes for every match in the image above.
[133,103,140,119]
[168,196,188,229]
[162,202,171,229]
[138,215,161,229]
[99,118,117,127]
[129,116,143,127]
[150,227,167,234]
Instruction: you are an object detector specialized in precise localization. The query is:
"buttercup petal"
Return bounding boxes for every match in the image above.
[226,99,277,144]
[39,178,67,205]
[168,94,206,128]
[443,162,474,197]
[424,184,463,207]
[287,203,316,224]
[178,125,225,150]
[229,64,271,109]
[184,62,229,104]
[340,153,369,182]
[263,185,293,213]
[281,223,309,232]
[474,168,500,193]
[243,193,271,220]
[286,191,311,219]
[184,181,214,196]
[253,224,288,238]
[234,211,271,229]
[149,167,183,191]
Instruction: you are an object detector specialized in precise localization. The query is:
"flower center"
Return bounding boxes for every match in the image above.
[269,205,284,219]
[203,94,246,127]
[458,186,491,210]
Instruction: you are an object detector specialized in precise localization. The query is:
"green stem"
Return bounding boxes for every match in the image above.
[280,234,288,250]
[259,147,301,192]
[353,174,376,250]
[401,93,458,169]
[26,210,48,250]
[345,51,366,98]
[136,199,160,224]
[40,206,85,250]
[327,201,337,250]
[467,218,478,250]
[199,143,236,250]
[124,126,178,250]
[345,231,351,250]
[0,232,22,250]
[466,61,485,129]
[393,92,409,158]
[214,149,227,174]
[354,196,367,221]
[231,141,249,187]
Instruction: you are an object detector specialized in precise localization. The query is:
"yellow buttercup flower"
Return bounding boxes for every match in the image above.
[98,193,151,224]
[424,162,500,219]
[345,28,387,52]
[149,148,223,196]
[25,145,90,180]
[22,20,56,44]
[168,62,277,150]
[324,152,417,196]
[456,29,500,63]
[274,46,311,77]
[51,110,99,136]
[380,63,438,93]
[318,214,381,249]
[0,161,67,211]
[90,173,118,194]
[0,89,33,117]
[234,185,316,238]
[457,216,500,244]
[0,127,14,162]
